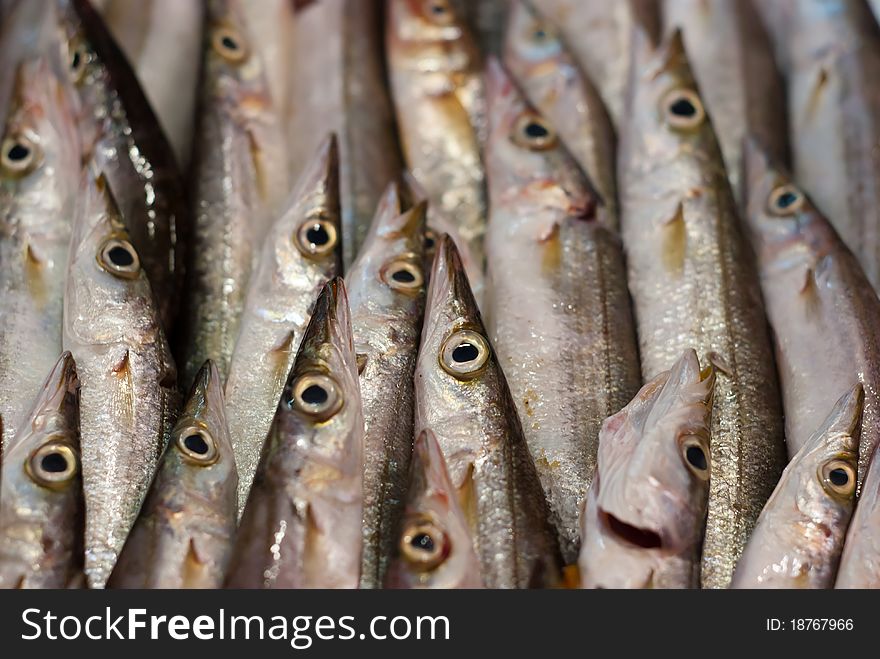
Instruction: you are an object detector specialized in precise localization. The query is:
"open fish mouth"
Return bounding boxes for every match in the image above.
[600,509,663,550]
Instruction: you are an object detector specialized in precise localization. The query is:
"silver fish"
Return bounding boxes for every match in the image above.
[0,351,84,589]
[225,278,364,589]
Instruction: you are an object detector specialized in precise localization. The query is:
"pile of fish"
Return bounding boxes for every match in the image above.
[2,0,880,590]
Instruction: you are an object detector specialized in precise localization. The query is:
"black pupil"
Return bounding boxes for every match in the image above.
[392,268,416,283]
[411,532,435,553]
[41,452,68,473]
[301,384,328,406]
[71,50,81,70]
[222,35,238,51]
[686,445,707,471]
[306,224,329,246]
[452,342,479,363]
[829,468,849,487]
[525,121,549,139]
[669,97,697,118]
[184,434,209,455]
[777,191,799,209]
[431,3,446,14]
[7,143,29,162]
[425,235,435,249]
[108,245,134,267]
[534,28,547,39]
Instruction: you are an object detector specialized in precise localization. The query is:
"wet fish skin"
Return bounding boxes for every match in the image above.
[108,360,236,589]
[742,139,880,477]
[225,278,364,589]
[386,0,488,269]
[483,59,640,563]
[732,384,861,589]
[619,29,786,589]
[177,0,289,387]
[662,0,789,204]
[0,55,81,453]
[415,236,563,588]
[385,429,482,589]
[224,135,341,516]
[62,169,177,589]
[0,352,84,589]
[503,0,618,227]
[56,0,188,331]
[532,0,660,129]
[348,183,426,588]
[579,350,715,589]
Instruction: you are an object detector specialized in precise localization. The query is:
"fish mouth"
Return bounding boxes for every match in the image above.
[600,510,663,550]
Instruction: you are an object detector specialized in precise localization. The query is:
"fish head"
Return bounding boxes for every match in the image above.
[588,350,715,573]
[165,360,237,499]
[503,0,564,72]
[270,134,342,284]
[386,430,482,589]
[485,56,599,221]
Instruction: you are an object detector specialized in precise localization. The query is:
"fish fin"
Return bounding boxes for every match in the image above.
[457,463,479,537]
[356,353,368,375]
[661,202,687,274]
[271,330,298,396]
[805,65,829,123]
[110,349,134,423]
[705,351,731,378]
[245,128,268,202]
[181,538,208,589]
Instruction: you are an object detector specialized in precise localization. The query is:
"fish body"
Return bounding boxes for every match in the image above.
[743,140,880,475]
[178,0,289,386]
[0,56,80,452]
[386,0,488,269]
[619,30,786,588]
[348,184,426,588]
[56,0,188,331]
[415,236,563,588]
[224,136,341,516]
[579,350,715,589]
[225,278,364,589]
[108,361,237,589]
[731,385,861,589]
[483,60,640,563]
[62,169,177,588]
[385,429,482,589]
[0,352,84,589]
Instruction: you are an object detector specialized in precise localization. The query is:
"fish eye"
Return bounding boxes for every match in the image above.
[287,373,343,421]
[381,258,424,293]
[0,135,40,176]
[212,27,248,63]
[440,329,490,380]
[680,436,710,480]
[97,236,141,279]
[423,0,454,25]
[176,426,219,465]
[820,459,856,498]
[400,519,448,571]
[294,218,338,259]
[27,442,78,488]
[512,113,558,151]
[767,184,805,217]
[661,89,706,131]
[67,42,88,82]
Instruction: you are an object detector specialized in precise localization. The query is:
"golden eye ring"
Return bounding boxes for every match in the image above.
[440,329,491,380]
[27,442,79,488]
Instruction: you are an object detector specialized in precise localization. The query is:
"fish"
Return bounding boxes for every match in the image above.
[579,350,715,589]
[619,28,786,588]
[347,183,427,588]
[177,0,289,387]
[503,0,618,227]
[386,0,488,270]
[838,443,880,587]
[224,135,341,516]
[0,55,81,454]
[762,0,880,289]
[483,59,641,563]
[225,278,364,589]
[0,351,84,589]
[731,384,861,589]
[662,0,789,204]
[385,429,482,589]
[415,235,563,588]
[107,360,237,589]
[62,168,177,589]
[288,0,401,270]
[742,139,880,477]
[55,0,188,331]
[531,0,660,129]
[97,0,204,170]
